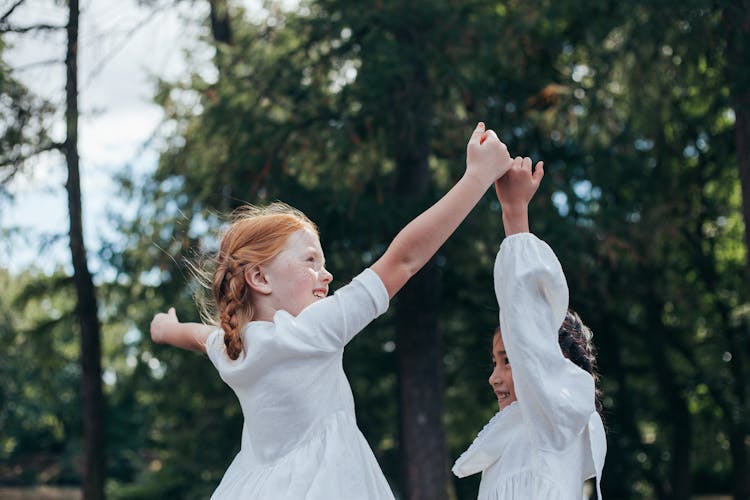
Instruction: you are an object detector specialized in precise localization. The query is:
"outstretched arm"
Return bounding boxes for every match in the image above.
[493,156,595,449]
[371,122,512,298]
[494,156,544,236]
[150,307,214,353]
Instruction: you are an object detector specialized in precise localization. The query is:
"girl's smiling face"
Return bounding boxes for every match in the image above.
[262,228,333,316]
[489,330,517,411]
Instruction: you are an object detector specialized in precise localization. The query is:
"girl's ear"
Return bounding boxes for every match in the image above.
[245,265,272,295]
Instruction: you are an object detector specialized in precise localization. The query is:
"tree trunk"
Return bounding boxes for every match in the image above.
[646,298,691,500]
[652,348,692,500]
[395,261,447,500]
[724,0,750,287]
[65,1,105,498]
[599,319,640,499]
[737,95,750,285]
[208,0,232,45]
[387,27,449,499]
[723,3,750,498]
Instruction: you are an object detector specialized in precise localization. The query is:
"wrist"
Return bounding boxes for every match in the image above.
[462,171,493,190]
[501,203,529,218]
[501,205,530,236]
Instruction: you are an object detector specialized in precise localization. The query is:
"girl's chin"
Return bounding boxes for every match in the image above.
[496,398,515,411]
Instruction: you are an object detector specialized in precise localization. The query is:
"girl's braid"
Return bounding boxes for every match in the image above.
[217,256,251,360]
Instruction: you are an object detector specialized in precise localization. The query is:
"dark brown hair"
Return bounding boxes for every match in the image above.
[494,309,602,412]
[557,310,602,413]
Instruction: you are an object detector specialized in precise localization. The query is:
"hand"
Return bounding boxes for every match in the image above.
[465,122,512,187]
[150,307,179,344]
[494,156,544,212]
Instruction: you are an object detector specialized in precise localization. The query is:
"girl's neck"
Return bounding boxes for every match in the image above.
[251,295,279,322]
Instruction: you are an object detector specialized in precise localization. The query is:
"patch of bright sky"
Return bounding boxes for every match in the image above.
[1,0,302,276]
[0,0,216,274]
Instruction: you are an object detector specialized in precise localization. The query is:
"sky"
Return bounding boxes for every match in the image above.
[1,0,208,274]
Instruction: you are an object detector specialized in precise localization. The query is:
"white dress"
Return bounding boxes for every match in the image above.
[205,269,396,500]
[452,233,607,500]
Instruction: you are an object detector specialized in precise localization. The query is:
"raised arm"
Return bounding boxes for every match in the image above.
[494,156,544,236]
[371,122,512,298]
[150,307,214,353]
[494,157,595,449]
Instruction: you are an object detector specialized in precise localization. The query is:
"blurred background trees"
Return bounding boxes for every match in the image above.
[1,0,749,499]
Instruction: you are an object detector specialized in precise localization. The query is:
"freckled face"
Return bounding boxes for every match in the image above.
[489,331,517,411]
[263,228,333,316]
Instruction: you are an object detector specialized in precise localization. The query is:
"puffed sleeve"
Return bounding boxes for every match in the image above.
[494,233,596,451]
[277,268,390,352]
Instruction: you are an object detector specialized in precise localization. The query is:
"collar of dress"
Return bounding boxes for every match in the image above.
[452,401,522,477]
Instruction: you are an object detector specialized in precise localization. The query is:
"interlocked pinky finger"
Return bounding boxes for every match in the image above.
[522,157,532,171]
[533,161,545,181]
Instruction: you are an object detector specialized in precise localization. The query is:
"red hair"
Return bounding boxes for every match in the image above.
[211,203,316,360]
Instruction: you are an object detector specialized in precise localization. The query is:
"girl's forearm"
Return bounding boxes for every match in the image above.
[152,321,214,353]
[373,173,490,296]
[396,173,489,269]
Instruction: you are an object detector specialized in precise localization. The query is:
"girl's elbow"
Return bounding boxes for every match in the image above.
[380,265,417,298]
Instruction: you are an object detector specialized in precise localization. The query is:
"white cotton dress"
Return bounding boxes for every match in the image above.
[205,268,396,500]
[452,233,607,500]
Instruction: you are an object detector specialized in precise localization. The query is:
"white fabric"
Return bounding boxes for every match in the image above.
[453,233,607,500]
[205,268,395,500]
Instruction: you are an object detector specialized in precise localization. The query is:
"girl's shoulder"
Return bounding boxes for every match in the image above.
[205,322,274,362]
[205,327,224,353]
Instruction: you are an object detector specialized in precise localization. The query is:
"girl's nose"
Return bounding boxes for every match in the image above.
[321,268,333,284]
[488,367,500,387]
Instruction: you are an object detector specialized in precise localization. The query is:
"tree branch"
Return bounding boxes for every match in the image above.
[13,58,64,72]
[0,0,26,23]
[0,141,63,171]
[0,23,65,33]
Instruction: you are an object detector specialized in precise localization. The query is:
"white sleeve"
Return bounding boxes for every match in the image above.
[205,327,227,365]
[287,268,390,351]
[494,233,596,451]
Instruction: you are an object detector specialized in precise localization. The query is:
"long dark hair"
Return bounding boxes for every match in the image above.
[557,310,602,413]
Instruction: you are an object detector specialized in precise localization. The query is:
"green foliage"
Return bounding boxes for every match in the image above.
[0,269,80,485]
[109,0,750,497]
[0,40,56,193]
[2,0,749,498]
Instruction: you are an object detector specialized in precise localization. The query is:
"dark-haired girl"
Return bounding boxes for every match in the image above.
[453,157,607,499]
